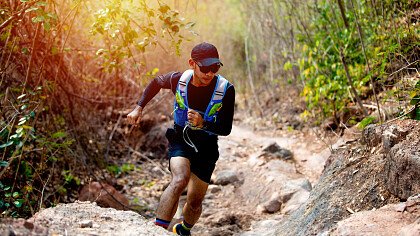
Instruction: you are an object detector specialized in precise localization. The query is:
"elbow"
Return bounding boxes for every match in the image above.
[218,126,232,136]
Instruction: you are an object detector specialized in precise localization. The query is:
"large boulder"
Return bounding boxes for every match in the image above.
[330,194,420,235]
[270,119,419,236]
[383,123,420,200]
[0,201,172,236]
[78,182,129,210]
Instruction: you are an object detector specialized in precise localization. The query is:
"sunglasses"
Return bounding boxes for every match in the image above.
[194,61,221,74]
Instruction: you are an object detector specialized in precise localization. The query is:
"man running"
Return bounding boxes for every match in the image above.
[127,42,235,235]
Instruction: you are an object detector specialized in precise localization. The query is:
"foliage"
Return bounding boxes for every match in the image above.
[89,0,193,75]
[107,163,136,177]
[238,0,418,125]
[0,86,75,217]
[410,80,420,120]
[0,0,193,218]
[358,116,376,130]
[298,0,419,121]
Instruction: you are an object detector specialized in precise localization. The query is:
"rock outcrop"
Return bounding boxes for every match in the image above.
[78,182,130,210]
[382,124,420,200]
[270,119,419,235]
[0,201,172,236]
[330,194,420,236]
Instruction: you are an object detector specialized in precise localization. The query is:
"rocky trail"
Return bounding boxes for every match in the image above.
[1,120,419,236]
[189,124,331,235]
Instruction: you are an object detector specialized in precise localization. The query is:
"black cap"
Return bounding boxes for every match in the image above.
[191,42,223,67]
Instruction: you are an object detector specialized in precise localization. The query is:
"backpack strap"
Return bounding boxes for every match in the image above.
[178,69,193,94]
[212,76,228,101]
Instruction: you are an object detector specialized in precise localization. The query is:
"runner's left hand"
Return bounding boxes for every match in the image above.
[187,109,204,128]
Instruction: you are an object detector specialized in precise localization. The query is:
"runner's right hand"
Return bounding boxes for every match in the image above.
[127,105,143,125]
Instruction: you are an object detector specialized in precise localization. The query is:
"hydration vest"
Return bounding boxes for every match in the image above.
[174,69,229,130]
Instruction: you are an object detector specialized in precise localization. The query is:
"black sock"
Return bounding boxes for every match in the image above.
[175,220,192,235]
[182,220,193,229]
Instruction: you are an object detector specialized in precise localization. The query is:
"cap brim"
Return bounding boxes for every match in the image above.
[197,58,223,67]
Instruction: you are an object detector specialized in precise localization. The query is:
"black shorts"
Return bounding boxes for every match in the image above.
[165,127,219,183]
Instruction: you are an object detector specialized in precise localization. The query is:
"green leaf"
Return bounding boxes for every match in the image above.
[32,16,45,23]
[51,46,59,55]
[13,199,23,208]
[0,161,8,167]
[411,96,419,105]
[0,141,13,149]
[358,116,377,130]
[10,132,23,139]
[18,119,27,126]
[415,107,420,121]
[283,61,293,71]
[51,131,67,139]
[36,1,48,6]
[12,192,19,198]
[43,22,51,31]
[17,94,26,99]
[25,7,39,13]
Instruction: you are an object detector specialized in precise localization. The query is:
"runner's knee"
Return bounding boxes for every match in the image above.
[170,175,189,193]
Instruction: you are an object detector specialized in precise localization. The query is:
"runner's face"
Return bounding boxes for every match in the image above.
[189,59,216,86]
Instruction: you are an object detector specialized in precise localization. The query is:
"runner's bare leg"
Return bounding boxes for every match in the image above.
[156,157,191,221]
[182,172,209,225]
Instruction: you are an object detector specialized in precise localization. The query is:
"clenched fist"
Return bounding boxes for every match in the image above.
[127,105,143,126]
[187,109,204,128]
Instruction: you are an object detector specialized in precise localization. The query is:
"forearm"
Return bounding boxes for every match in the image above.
[204,119,232,136]
[137,79,161,108]
[137,72,180,108]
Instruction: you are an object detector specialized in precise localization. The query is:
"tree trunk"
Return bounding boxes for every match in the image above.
[336,0,349,29]
[349,0,383,123]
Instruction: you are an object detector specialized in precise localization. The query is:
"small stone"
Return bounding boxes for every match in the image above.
[394,202,406,212]
[261,142,293,160]
[213,170,239,185]
[80,220,93,228]
[208,185,221,193]
[263,199,281,213]
[256,205,266,214]
[100,215,112,220]
[23,221,34,230]
[262,142,282,153]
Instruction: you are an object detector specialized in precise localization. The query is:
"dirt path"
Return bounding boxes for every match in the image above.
[186,125,331,235]
[224,125,331,183]
[118,123,332,235]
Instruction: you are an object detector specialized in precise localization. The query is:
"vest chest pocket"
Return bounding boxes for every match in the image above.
[174,108,188,126]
